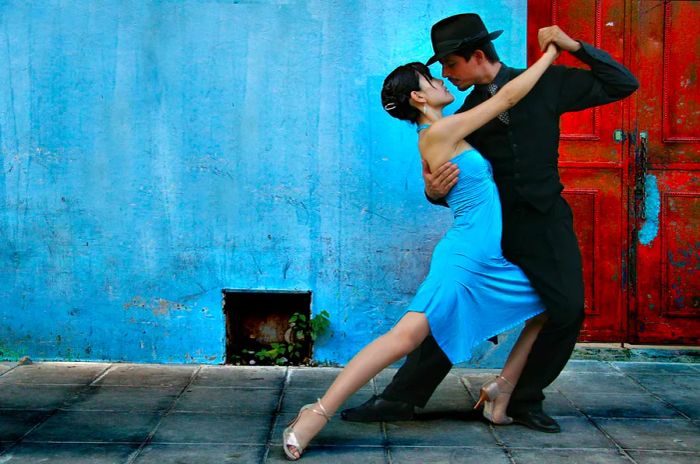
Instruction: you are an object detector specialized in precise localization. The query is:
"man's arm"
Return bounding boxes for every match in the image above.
[422,158,457,207]
[538,26,639,113]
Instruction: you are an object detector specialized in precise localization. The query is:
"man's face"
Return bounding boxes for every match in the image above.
[439,53,481,91]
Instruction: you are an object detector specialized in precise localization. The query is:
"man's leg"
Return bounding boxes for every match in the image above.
[508,310,583,411]
[341,334,452,421]
[382,334,452,406]
[502,198,585,430]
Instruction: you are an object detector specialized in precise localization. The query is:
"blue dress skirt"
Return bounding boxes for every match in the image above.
[405,148,545,364]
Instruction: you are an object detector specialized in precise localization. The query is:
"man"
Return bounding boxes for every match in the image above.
[342,13,638,432]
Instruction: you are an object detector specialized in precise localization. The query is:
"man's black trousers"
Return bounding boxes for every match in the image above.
[381,196,585,412]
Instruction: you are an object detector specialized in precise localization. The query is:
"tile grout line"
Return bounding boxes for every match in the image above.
[123,365,203,464]
[261,366,289,463]
[374,376,394,464]
[89,364,117,386]
[0,362,116,458]
[608,363,693,421]
[556,370,639,464]
[0,363,22,378]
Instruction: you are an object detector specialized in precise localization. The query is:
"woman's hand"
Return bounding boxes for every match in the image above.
[423,159,459,200]
[538,25,581,53]
[544,42,560,59]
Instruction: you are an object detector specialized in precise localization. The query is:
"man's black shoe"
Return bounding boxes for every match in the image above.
[510,409,561,433]
[340,395,414,422]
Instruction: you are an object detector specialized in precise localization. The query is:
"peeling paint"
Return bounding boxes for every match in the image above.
[639,174,660,246]
[124,297,190,316]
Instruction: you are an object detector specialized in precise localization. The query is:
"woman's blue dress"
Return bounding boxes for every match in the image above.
[406,145,545,364]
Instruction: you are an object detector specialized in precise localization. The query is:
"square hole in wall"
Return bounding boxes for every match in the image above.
[223,289,312,365]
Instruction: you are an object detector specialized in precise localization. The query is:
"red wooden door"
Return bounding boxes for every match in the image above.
[630,0,700,344]
[528,0,700,344]
[528,0,632,341]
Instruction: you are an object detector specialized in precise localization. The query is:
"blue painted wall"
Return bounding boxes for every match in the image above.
[0,0,528,365]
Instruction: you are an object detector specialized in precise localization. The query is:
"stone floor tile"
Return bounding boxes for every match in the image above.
[0,362,110,385]
[281,387,374,413]
[0,363,17,376]
[174,386,279,414]
[271,413,383,447]
[628,373,700,394]
[595,418,700,451]
[385,418,498,447]
[494,417,615,449]
[0,385,83,410]
[287,368,370,391]
[661,392,700,420]
[133,444,265,463]
[551,372,648,396]
[612,362,700,376]
[0,411,50,442]
[153,412,269,444]
[565,392,683,419]
[540,391,584,417]
[65,386,182,412]
[417,382,473,414]
[627,450,700,464]
[626,374,700,418]
[451,367,500,377]
[23,411,160,443]
[510,448,632,464]
[564,360,617,373]
[1,361,699,464]
[0,442,139,463]
[266,445,386,463]
[192,365,286,388]
[93,364,197,387]
[389,446,510,463]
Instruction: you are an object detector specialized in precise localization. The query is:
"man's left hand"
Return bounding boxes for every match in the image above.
[538,25,581,53]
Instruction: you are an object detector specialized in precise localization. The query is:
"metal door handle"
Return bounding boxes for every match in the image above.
[635,131,649,219]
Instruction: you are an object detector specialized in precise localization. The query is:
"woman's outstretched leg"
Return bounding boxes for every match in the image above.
[284,312,430,459]
[477,313,548,424]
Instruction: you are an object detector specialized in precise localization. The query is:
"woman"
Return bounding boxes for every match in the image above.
[282,43,559,460]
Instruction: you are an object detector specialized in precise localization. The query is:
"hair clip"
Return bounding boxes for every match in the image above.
[384,102,397,111]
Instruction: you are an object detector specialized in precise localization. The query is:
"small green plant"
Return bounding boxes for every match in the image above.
[242,310,331,366]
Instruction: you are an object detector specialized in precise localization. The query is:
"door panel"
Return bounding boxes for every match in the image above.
[560,169,626,340]
[632,0,700,343]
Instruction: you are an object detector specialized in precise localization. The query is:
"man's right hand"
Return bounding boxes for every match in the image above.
[422,159,459,201]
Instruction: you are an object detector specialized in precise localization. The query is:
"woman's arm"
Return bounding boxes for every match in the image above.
[425,44,559,155]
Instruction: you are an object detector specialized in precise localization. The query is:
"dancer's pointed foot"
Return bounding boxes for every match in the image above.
[474,375,514,425]
[282,399,332,460]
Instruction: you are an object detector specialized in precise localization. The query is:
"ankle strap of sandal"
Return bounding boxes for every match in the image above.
[310,398,332,422]
[498,375,515,389]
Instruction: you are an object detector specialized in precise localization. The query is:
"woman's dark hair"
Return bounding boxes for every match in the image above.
[454,41,500,63]
[381,62,435,124]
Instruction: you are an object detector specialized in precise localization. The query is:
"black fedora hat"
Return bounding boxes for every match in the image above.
[426,13,503,65]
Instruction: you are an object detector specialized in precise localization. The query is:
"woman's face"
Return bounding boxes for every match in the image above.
[417,74,454,109]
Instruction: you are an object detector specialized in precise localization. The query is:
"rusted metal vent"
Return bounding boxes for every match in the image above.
[223,290,312,365]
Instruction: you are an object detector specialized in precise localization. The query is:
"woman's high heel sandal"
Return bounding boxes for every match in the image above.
[473,375,515,425]
[282,399,331,461]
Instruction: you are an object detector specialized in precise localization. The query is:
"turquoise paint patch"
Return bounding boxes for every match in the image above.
[639,174,660,246]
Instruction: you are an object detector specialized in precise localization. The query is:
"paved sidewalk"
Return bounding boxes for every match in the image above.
[0,360,698,463]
